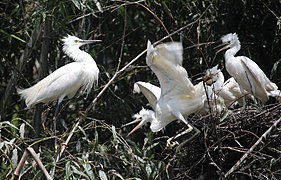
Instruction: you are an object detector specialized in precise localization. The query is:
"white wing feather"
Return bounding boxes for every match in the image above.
[146,41,195,97]
[239,56,272,102]
[133,81,160,110]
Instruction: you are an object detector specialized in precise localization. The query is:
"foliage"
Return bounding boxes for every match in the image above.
[1,0,281,179]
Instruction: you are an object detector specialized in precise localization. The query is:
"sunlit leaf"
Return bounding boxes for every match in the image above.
[65,161,71,180]
[11,148,18,167]
[19,123,25,139]
[72,165,89,179]
[112,125,117,143]
[98,170,108,180]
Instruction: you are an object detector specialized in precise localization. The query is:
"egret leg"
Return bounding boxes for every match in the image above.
[238,85,247,111]
[176,125,200,152]
[53,102,62,132]
[166,123,200,149]
[53,101,62,152]
[240,97,247,111]
[167,112,201,148]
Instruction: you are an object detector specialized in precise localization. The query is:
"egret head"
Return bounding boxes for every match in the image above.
[205,64,220,85]
[62,35,101,51]
[123,108,154,136]
[204,65,219,85]
[215,33,240,53]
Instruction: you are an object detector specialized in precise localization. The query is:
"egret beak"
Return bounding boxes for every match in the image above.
[194,76,204,82]
[122,118,142,127]
[194,74,214,85]
[81,39,102,45]
[122,116,145,137]
[205,76,214,85]
[214,41,231,54]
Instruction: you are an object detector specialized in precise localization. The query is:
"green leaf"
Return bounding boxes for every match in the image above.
[65,161,71,180]
[10,34,26,43]
[0,121,18,130]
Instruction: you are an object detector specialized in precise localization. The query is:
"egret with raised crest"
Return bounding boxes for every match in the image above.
[215,33,280,104]
[18,35,101,113]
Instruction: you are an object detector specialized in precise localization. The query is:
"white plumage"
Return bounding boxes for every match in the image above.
[124,41,206,135]
[133,81,161,108]
[205,65,254,107]
[18,35,100,107]
[216,33,280,103]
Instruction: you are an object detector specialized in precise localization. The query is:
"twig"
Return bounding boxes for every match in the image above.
[13,150,29,179]
[55,118,81,163]
[224,117,281,178]
[27,147,53,180]
[13,147,52,180]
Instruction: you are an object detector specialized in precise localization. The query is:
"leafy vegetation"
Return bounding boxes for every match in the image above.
[1,0,281,179]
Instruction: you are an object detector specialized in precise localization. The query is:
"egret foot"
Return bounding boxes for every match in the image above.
[166,124,194,149]
[166,138,179,149]
[176,127,200,152]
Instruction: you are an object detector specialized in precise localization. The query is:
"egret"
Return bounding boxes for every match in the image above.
[18,35,101,109]
[125,41,206,144]
[205,65,254,107]
[216,33,281,104]
[198,85,225,115]
[123,81,160,136]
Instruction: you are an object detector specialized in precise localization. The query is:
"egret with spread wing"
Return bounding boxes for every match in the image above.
[122,81,160,136]
[216,33,280,104]
[125,41,206,143]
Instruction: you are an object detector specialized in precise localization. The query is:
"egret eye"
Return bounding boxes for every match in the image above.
[74,40,80,43]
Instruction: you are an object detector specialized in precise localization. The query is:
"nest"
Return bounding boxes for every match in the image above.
[169,103,281,179]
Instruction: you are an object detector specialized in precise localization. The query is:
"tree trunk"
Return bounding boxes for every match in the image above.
[33,0,55,143]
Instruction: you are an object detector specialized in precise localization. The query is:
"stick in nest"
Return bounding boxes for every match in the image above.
[224,116,281,178]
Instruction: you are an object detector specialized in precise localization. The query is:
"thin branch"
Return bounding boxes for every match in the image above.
[13,147,53,180]
[115,3,127,73]
[13,150,29,179]
[27,147,53,180]
[55,117,81,163]
[224,117,281,178]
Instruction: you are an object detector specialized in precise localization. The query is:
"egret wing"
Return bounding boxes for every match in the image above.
[134,81,161,110]
[33,63,86,104]
[219,78,241,101]
[240,56,271,102]
[146,41,195,97]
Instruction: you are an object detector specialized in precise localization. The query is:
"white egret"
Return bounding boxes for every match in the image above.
[205,65,224,90]
[18,35,101,108]
[205,65,254,107]
[216,33,281,104]
[125,41,206,143]
[198,85,225,115]
[123,81,160,136]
